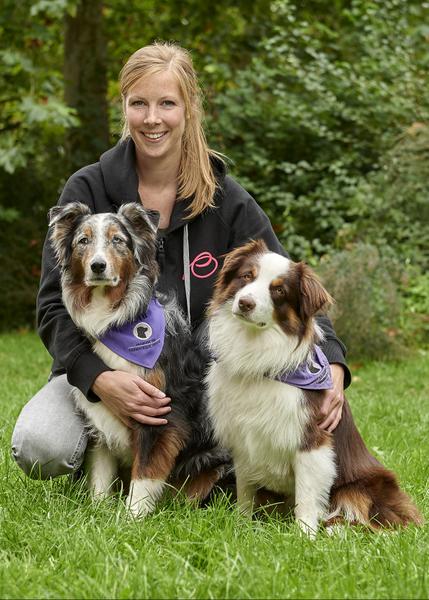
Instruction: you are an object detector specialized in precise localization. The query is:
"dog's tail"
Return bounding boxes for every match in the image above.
[328,399,423,528]
[328,467,423,528]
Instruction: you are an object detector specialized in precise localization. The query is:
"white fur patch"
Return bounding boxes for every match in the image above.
[207,362,309,493]
[208,304,312,380]
[74,390,131,462]
[294,446,337,536]
[126,479,165,517]
[85,443,118,497]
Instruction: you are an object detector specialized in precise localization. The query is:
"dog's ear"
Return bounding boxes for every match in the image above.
[48,202,91,227]
[118,203,160,236]
[208,239,268,314]
[297,262,333,321]
[48,202,91,266]
[219,239,268,286]
[117,203,160,276]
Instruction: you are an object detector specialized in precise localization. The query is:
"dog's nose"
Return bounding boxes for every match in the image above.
[238,296,256,313]
[90,260,107,274]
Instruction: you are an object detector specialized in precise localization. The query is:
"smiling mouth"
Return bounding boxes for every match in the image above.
[142,132,167,141]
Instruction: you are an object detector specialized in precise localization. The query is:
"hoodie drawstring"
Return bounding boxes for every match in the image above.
[183,224,191,326]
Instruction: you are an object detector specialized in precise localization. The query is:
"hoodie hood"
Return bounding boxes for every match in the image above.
[100,138,140,208]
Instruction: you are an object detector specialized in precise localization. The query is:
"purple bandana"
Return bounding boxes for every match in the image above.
[275,345,333,390]
[98,298,165,369]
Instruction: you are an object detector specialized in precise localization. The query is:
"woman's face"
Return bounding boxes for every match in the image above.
[125,70,186,165]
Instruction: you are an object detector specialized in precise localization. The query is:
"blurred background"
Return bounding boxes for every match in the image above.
[0,0,428,359]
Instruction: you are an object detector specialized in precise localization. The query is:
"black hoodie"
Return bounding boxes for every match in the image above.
[37,139,350,400]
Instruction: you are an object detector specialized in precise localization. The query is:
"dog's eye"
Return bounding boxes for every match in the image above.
[112,235,124,245]
[77,236,89,245]
[240,272,253,282]
[272,286,285,297]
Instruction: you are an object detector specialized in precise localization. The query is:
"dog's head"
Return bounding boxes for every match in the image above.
[210,239,333,340]
[48,202,160,291]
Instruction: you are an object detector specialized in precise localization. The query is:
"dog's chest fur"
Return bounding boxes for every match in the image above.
[73,297,158,464]
[207,363,309,493]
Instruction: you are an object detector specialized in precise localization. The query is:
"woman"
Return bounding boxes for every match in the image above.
[12,42,350,479]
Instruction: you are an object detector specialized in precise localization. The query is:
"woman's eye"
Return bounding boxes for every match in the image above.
[131,100,145,106]
[162,100,175,107]
[77,237,89,245]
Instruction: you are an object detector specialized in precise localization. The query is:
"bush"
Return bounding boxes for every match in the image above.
[346,123,429,271]
[317,244,405,360]
[208,0,429,262]
[0,166,61,331]
[401,272,429,348]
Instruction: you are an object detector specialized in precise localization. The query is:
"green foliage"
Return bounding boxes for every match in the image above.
[0,0,78,174]
[317,244,405,360]
[208,0,429,262]
[401,272,429,346]
[348,123,429,269]
[0,166,56,331]
[0,0,428,343]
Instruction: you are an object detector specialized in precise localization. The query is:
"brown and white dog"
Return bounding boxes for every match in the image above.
[49,201,229,516]
[206,239,422,536]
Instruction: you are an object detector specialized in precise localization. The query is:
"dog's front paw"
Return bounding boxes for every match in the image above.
[296,516,319,540]
[126,494,155,518]
[126,478,165,519]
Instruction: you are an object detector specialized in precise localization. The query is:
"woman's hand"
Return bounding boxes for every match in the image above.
[318,363,345,432]
[91,370,171,427]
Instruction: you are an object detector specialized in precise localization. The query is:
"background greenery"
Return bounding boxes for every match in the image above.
[1,332,428,599]
[0,0,428,357]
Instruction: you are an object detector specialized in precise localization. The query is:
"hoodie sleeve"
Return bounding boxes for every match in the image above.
[221,176,351,388]
[37,170,111,401]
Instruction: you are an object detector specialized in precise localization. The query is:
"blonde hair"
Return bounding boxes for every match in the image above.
[119,41,224,219]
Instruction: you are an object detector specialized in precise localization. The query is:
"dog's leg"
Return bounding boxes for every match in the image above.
[294,445,336,539]
[181,466,225,502]
[235,468,257,518]
[126,427,185,518]
[85,443,118,498]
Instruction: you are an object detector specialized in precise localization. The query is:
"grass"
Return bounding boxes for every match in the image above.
[0,331,428,599]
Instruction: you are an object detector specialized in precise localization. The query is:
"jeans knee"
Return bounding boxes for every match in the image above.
[11,421,87,480]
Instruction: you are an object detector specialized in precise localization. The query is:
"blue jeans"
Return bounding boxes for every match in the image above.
[11,374,89,479]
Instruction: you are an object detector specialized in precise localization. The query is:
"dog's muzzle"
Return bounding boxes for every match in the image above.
[233,295,267,328]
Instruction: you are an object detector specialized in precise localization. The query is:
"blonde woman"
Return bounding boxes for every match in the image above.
[12,42,350,479]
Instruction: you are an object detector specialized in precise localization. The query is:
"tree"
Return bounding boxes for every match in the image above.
[64,0,109,172]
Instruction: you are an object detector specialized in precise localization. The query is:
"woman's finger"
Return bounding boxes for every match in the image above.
[129,402,171,417]
[134,377,167,399]
[327,404,343,433]
[133,394,171,409]
[320,404,342,432]
[130,413,169,426]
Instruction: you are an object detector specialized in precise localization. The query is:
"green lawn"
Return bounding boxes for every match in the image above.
[1,332,428,599]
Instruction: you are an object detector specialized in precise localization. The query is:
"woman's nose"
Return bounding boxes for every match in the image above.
[144,105,161,125]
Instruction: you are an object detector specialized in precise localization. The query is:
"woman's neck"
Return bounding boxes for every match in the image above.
[136,153,181,189]
[136,153,181,229]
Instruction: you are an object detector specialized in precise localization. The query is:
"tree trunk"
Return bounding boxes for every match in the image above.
[64,0,109,173]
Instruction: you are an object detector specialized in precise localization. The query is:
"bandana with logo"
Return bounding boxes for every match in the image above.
[98,298,165,369]
[274,345,333,390]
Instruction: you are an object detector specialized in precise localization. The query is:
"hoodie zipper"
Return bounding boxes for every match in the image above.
[156,235,166,274]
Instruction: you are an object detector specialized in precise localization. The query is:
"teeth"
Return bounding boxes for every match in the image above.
[144,132,165,139]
